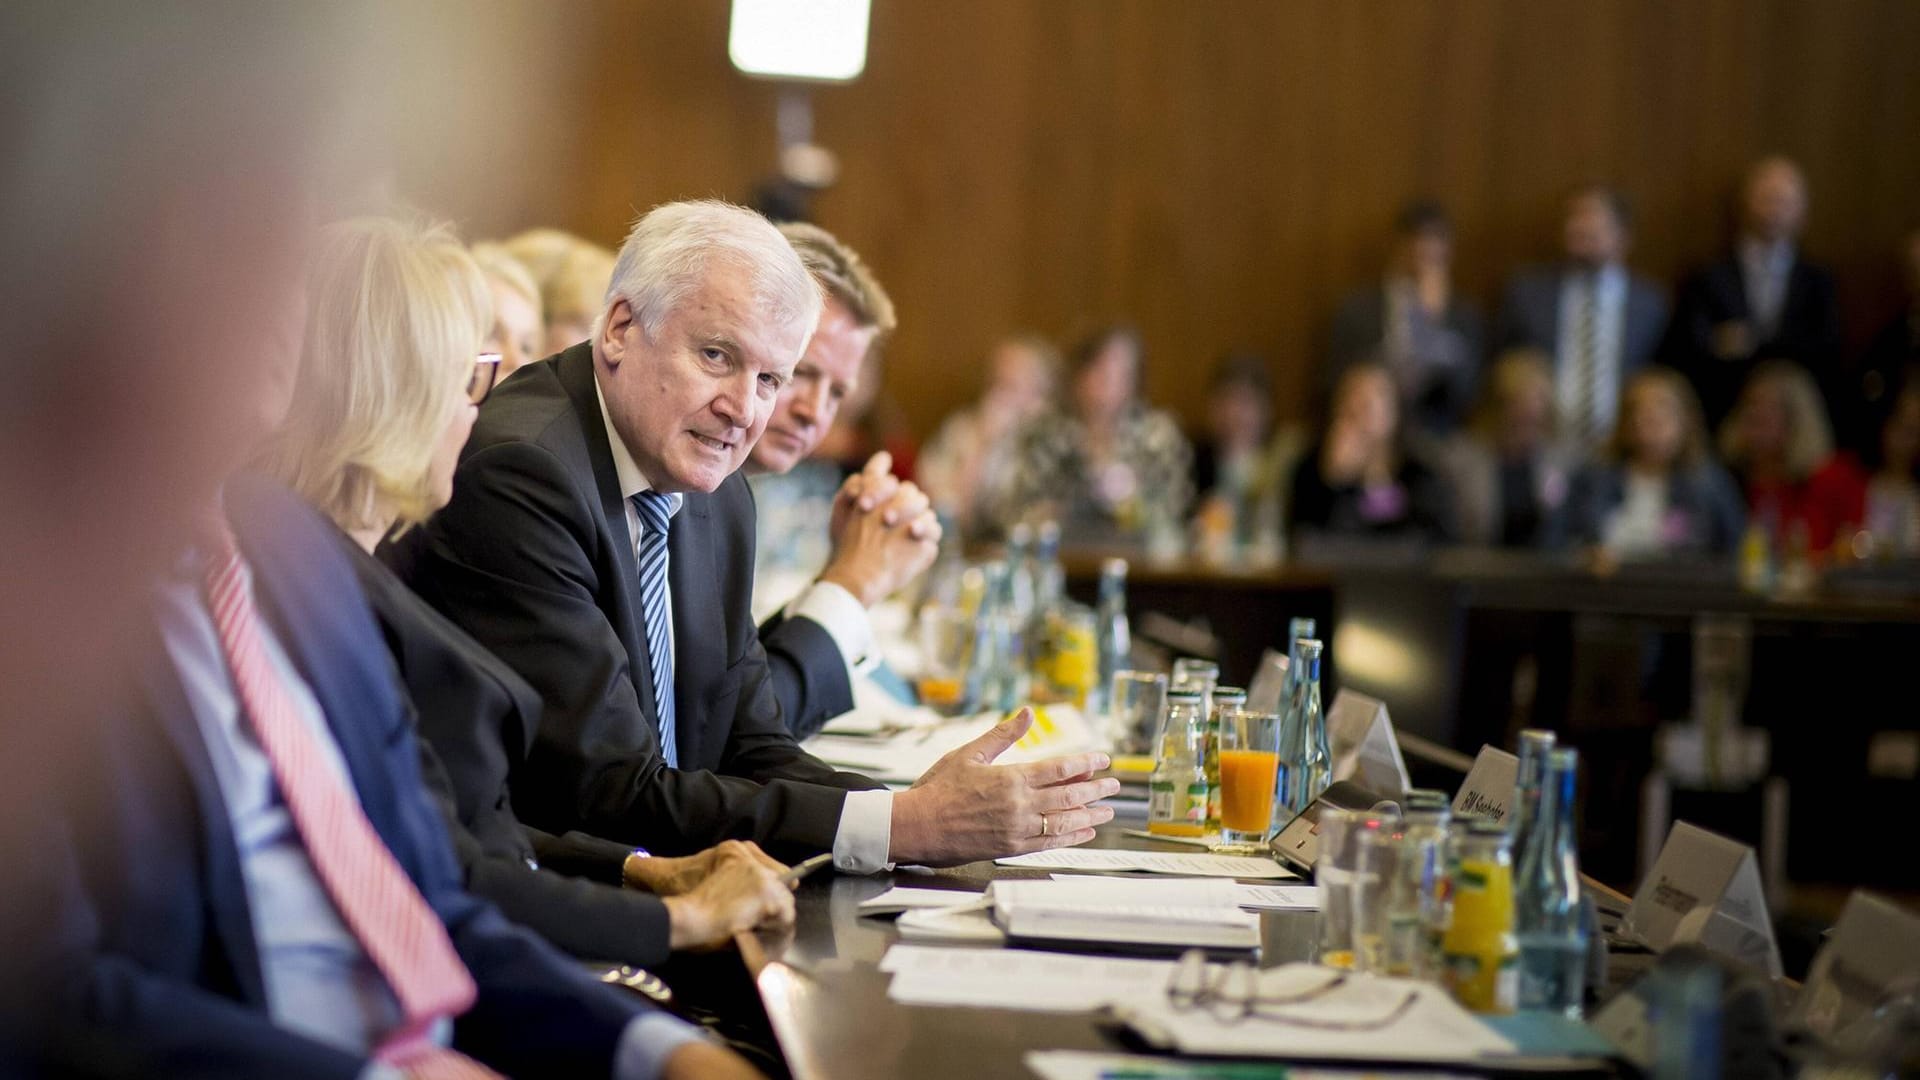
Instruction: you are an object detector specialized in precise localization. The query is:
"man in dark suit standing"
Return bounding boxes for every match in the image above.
[1497,185,1669,452]
[1326,200,1485,435]
[746,222,941,739]
[406,200,1116,874]
[1666,156,1843,428]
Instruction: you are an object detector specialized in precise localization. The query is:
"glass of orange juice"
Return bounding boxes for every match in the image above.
[915,604,974,715]
[1212,707,1281,854]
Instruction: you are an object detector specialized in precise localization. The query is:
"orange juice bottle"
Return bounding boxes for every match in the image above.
[1441,821,1518,1014]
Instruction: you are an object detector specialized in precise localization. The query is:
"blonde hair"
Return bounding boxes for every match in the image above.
[262,217,491,535]
[470,242,543,324]
[1719,359,1834,480]
[778,222,896,341]
[603,200,822,345]
[1469,347,1558,442]
[501,227,611,332]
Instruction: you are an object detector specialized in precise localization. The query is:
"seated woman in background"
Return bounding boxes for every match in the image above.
[1864,383,1920,556]
[1002,324,1192,544]
[918,333,1059,539]
[1442,348,1579,547]
[1288,360,1455,545]
[1190,351,1287,552]
[469,241,545,379]
[1718,360,1866,558]
[260,217,796,970]
[503,226,615,355]
[1563,367,1746,559]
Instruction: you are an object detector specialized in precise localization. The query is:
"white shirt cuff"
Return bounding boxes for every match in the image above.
[614,1011,710,1080]
[831,788,895,874]
[787,581,873,667]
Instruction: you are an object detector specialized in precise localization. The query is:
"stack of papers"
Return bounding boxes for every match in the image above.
[807,704,1100,784]
[879,944,1179,1013]
[991,876,1260,953]
[996,848,1296,879]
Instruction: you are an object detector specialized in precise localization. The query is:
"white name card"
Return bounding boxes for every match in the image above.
[1623,821,1782,978]
[1245,648,1289,715]
[1327,690,1410,798]
[1789,891,1920,1042]
[1451,745,1517,824]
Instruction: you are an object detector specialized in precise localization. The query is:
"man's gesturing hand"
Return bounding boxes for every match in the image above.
[888,708,1119,867]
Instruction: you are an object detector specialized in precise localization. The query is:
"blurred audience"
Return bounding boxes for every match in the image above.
[1288,361,1455,545]
[470,241,546,379]
[1442,348,1578,548]
[1190,351,1286,551]
[1328,200,1484,434]
[1564,367,1745,558]
[1497,185,1668,451]
[1847,226,1920,451]
[1669,156,1842,429]
[503,227,616,355]
[919,334,1060,538]
[1718,360,1865,557]
[1863,384,1920,557]
[1003,325,1192,544]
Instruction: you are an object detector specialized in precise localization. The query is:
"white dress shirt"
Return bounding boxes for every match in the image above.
[1738,237,1794,340]
[155,555,702,1079]
[595,377,896,874]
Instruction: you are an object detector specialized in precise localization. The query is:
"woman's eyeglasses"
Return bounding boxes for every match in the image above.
[469,353,502,405]
[1164,949,1418,1029]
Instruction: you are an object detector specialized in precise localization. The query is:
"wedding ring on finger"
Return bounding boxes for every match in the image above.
[1038,812,1051,837]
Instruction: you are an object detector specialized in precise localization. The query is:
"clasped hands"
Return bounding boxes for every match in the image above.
[819,451,941,608]
[623,839,797,950]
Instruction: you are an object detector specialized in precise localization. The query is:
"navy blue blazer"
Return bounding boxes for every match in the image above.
[1495,264,1669,381]
[28,477,651,1079]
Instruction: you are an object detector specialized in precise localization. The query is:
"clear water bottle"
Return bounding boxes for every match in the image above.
[1282,638,1328,814]
[970,560,1029,712]
[1033,520,1064,611]
[1005,522,1036,624]
[1149,690,1210,839]
[1516,748,1587,1017]
[1511,729,1557,851]
[1090,558,1130,716]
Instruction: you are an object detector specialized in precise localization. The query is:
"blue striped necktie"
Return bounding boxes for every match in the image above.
[632,491,677,768]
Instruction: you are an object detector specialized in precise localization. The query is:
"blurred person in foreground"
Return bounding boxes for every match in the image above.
[1668,157,1842,430]
[470,242,546,380]
[744,222,940,739]
[918,334,1061,539]
[1327,199,1485,434]
[1563,367,1745,560]
[1717,360,1865,558]
[263,217,797,973]
[1497,186,1669,452]
[1442,348,1580,548]
[1863,384,1920,556]
[401,200,1117,872]
[504,227,617,356]
[1002,324,1193,545]
[30,239,759,1079]
[1190,351,1287,552]
[1288,360,1455,547]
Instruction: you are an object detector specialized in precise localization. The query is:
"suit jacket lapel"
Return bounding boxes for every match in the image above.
[554,345,658,721]
[136,619,268,1008]
[667,491,719,769]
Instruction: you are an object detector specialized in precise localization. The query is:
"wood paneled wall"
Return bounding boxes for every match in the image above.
[400,0,1920,436]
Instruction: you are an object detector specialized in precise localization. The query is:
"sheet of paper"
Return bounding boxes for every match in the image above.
[997,848,1296,879]
[1245,648,1290,714]
[1117,964,1515,1063]
[893,903,1004,944]
[995,876,1254,928]
[1119,827,1212,848]
[880,944,1177,1013]
[808,704,1099,783]
[1233,883,1320,910]
[1025,1050,1476,1080]
[1451,745,1517,824]
[855,886,985,914]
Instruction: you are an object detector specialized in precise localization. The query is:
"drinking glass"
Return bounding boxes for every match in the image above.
[1314,809,1364,969]
[915,604,974,714]
[1349,828,1402,974]
[1108,670,1168,755]
[1212,708,1281,854]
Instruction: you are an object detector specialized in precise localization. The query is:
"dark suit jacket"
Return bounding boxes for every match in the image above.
[1326,285,1485,433]
[757,610,856,740]
[1495,264,1669,382]
[349,536,673,967]
[401,343,882,860]
[1558,461,1748,555]
[29,477,650,1080]
[1665,252,1843,427]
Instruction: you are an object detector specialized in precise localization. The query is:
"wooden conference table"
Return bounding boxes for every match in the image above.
[731,810,1632,1080]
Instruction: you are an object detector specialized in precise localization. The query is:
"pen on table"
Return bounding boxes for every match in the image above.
[778,852,834,885]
